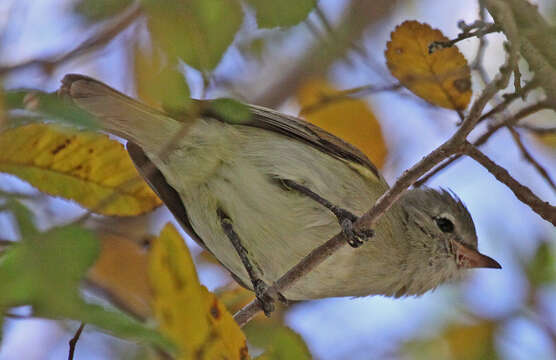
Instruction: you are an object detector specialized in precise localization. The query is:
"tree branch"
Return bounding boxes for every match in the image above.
[508,127,556,191]
[462,142,555,225]
[68,323,85,360]
[415,101,552,186]
[0,4,141,76]
[484,0,556,103]
[299,83,402,115]
[429,22,500,54]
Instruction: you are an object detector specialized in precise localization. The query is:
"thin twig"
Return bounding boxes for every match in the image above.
[508,127,556,191]
[462,141,555,225]
[314,4,335,35]
[483,0,521,83]
[471,5,490,81]
[0,4,142,76]
[3,312,30,319]
[429,22,500,54]
[68,322,85,360]
[485,0,556,103]
[475,101,552,145]
[415,101,552,186]
[300,83,402,114]
[0,239,14,246]
[516,124,556,135]
[477,79,539,124]
[0,189,38,199]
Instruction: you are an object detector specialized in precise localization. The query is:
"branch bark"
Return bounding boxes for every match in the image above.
[483,0,556,103]
[415,101,553,186]
[508,127,556,191]
[462,142,555,225]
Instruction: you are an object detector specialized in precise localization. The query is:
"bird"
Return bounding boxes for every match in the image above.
[58,74,500,310]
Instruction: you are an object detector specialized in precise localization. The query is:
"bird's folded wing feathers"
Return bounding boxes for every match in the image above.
[240,104,381,181]
[60,74,380,181]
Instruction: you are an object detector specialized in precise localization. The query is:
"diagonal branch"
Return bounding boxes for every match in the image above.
[508,127,556,192]
[0,4,142,76]
[414,101,553,186]
[462,142,555,225]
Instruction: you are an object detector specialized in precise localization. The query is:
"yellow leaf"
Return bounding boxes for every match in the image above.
[385,21,472,110]
[404,321,498,360]
[297,79,387,168]
[0,123,161,215]
[245,323,312,360]
[149,223,249,360]
[0,86,5,130]
[444,321,497,360]
[216,285,256,315]
[537,133,556,148]
[88,232,153,319]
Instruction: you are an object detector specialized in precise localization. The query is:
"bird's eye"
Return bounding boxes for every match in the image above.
[435,217,454,233]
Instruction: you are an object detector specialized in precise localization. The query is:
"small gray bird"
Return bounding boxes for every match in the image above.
[59,74,500,307]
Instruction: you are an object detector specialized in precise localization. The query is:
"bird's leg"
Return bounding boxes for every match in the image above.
[217,208,275,316]
[278,179,374,248]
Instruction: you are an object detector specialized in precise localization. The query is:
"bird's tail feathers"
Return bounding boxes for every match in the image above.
[59,74,179,150]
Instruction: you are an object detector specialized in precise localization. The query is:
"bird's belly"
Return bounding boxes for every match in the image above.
[155,120,393,300]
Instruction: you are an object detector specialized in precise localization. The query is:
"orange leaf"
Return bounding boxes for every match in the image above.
[385,21,472,110]
[297,79,387,169]
[88,232,153,319]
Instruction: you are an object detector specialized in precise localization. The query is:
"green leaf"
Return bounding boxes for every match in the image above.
[0,225,98,312]
[134,46,191,112]
[246,0,315,28]
[73,0,133,22]
[5,200,37,239]
[245,322,311,360]
[527,242,556,287]
[208,98,251,124]
[6,91,98,129]
[0,225,173,351]
[143,0,244,70]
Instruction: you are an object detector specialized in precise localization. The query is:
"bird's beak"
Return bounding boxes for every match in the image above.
[452,240,502,269]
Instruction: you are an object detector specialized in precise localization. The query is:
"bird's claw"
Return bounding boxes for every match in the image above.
[341,218,374,248]
[254,279,275,317]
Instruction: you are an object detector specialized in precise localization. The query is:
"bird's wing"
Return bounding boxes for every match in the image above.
[198,101,381,182]
[126,141,206,249]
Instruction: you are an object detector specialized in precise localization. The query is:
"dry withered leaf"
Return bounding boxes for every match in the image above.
[385,21,472,110]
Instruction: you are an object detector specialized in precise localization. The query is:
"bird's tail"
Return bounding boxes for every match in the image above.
[59,74,181,151]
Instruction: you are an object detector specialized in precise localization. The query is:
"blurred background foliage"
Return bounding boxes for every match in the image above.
[0,0,555,359]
